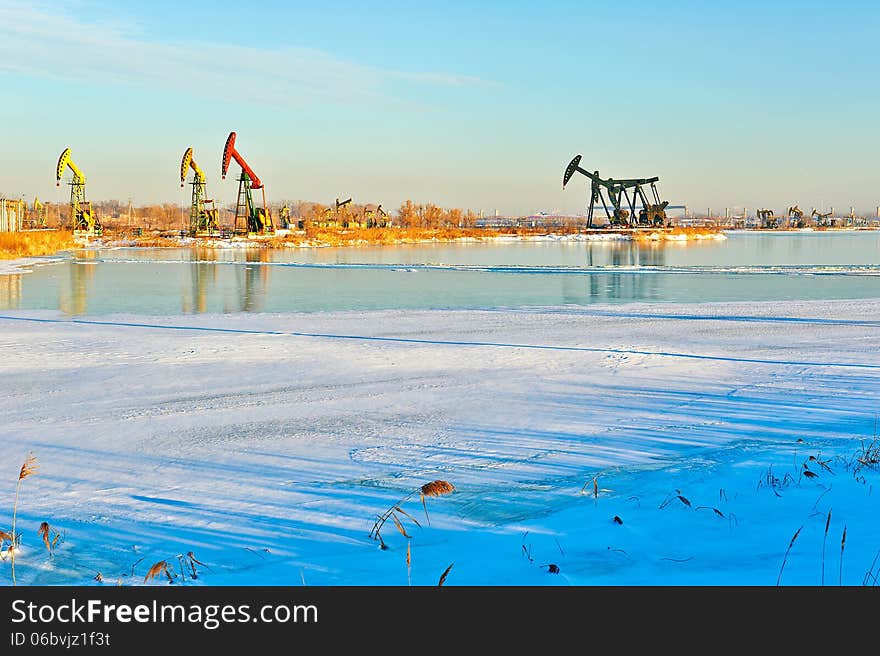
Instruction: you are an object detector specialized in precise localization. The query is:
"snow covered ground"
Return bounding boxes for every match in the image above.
[1,299,879,586]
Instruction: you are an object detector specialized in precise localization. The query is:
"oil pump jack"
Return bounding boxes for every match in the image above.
[32,197,46,228]
[812,207,832,226]
[787,205,805,228]
[180,147,219,235]
[757,208,778,228]
[363,203,387,227]
[221,132,274,235]
[562,155,668,229]
[56,147,101,236]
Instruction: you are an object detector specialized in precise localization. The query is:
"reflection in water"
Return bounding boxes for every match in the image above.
[235,248,271,313]
[5,235,877,316]
[59,250,96,315]
[584,241,667,302]
[183,247,218,313]
[0,274,22,310]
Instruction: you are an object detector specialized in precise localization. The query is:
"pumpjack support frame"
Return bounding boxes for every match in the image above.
[562,154,669,229]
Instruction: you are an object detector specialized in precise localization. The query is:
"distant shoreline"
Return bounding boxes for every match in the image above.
[87,225,730,250]
[3,224,879,276]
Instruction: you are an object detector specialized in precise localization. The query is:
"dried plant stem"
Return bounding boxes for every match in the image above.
[369,490,417,541]
[420,492,430,526]
[822,509,832,586]
[10,480,22,585]
[10,453,38,586]
[839,525,847,586]
[438,562,454,586]
[776,525,803,587]
[369,481,454,543]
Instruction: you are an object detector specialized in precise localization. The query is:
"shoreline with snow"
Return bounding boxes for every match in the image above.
[0,256,66,276]
[1,299,879,585]
[0,230,724,277]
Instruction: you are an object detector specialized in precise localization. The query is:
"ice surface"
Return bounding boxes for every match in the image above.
[1,299,878,585]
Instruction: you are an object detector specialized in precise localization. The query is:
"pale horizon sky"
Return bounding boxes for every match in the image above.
[1,0,879,216]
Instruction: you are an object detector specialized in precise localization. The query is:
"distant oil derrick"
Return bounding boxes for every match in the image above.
[279,204,291,229]
[32,197,46,228]
[757,208,778,228]
[811,207,832,226]
[362,203,387,227]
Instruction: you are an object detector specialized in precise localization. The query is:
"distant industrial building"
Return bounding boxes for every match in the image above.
[0,198,25,232]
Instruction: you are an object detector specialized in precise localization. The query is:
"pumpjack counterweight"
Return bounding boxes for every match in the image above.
[562,154,669,229]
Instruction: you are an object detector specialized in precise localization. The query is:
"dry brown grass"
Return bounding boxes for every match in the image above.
[265,226,506,249]
[633,226,725,242]
[121,235,185,248]
[0,231,75,259]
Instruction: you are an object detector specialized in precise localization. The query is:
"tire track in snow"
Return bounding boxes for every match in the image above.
[1,314,878,371]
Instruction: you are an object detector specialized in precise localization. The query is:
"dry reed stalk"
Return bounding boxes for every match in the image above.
[581,477,599,503]
[862,549,880,586]
[821,509,832,586]
[37,522,59,555]
[370,480,454,542]
[144,560,173,584]
[840,525,847,586]
[659,489,691,510]
[390,513,411,539]
[438,563,454,587]
[393,506,422,528]
[38,522,50,552]
[776,525,803,586]
[10,453,38,585]
[406,541,412,587]
[186,551,207,578]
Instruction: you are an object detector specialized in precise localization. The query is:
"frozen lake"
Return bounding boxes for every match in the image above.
[1,231,879,315]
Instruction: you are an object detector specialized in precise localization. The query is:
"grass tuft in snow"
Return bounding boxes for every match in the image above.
[369,480,454,545]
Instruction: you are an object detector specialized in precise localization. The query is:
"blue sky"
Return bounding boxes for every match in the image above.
[1,0,878,215]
